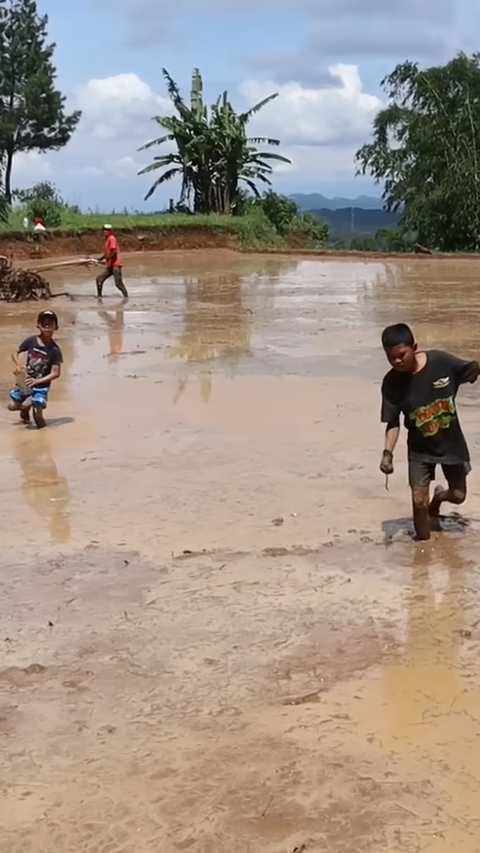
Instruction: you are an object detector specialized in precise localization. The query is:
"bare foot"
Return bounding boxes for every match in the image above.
[33,407,46,429]
[428,485,445,517]
[20,408,31,424]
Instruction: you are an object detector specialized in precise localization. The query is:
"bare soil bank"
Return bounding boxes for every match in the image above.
[1,225,479,261]
[0,226,238,260]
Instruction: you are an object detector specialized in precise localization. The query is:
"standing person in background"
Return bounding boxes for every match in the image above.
[33,217,47,244]
[96,224,128,299]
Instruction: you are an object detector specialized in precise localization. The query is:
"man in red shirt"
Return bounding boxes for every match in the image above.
[96,224,128,298]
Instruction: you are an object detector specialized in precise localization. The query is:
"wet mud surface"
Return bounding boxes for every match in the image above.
[1,252,480,851]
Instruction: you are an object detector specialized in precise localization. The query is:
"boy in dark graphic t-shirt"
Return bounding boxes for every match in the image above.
[380,323,479,541]
[8,310,63,429]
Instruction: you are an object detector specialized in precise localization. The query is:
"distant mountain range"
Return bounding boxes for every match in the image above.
[290,193,384,211]
[309,206,400,234]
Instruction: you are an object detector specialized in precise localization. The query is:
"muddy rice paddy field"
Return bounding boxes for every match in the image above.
[1,251,480,852]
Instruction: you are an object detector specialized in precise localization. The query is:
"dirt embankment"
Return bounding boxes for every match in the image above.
[1,225,478,262]
[0,226,239,261]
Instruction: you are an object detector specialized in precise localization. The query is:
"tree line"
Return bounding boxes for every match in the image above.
[1,0,480,252]
[355,52,480,252]
[0,0,80,214]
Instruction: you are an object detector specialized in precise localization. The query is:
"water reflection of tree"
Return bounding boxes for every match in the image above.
[166,273,250,402]
[381,539,467,738]
[363,261,480,354]
[363,262,435,330]
[166,259,298,402]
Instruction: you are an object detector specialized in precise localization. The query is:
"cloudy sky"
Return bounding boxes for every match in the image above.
[15,0,469,210]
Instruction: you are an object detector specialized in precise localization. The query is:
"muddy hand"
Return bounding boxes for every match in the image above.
[380,450,394,476]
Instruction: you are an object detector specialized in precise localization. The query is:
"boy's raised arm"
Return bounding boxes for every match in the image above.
[10,348,22,373]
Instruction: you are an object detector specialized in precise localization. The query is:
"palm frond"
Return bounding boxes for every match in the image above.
[143,167,182,200]
[254,152,292,163]
[138,153,181,175]
[248,136,281,147]
[240,93,279,121]
[138,134,173,152]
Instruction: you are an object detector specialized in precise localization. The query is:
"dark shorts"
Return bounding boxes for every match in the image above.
[408,458,471,488]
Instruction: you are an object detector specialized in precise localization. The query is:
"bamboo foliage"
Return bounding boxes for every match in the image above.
[356,53,480,251]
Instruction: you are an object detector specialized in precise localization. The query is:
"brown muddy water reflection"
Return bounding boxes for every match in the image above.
[1,251,480,851]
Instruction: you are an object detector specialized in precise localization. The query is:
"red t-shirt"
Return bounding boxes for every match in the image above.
[105,234,122,267]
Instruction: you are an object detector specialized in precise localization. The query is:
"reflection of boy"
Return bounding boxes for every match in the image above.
[21,443,70,542]
[8,309,63,429]
[380,323,479,540]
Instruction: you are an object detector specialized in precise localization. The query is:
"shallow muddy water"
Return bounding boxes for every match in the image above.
[1,251,480,851]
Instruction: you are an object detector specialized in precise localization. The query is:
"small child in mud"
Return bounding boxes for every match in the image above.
[379,323,480,540]
[7,310,63,429]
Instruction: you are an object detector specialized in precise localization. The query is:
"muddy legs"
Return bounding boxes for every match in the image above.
[429,479,466,517]
[412,486,431,540]
[411,476,467,540]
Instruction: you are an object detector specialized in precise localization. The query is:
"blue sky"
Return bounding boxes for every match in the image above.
[15,0,470,211]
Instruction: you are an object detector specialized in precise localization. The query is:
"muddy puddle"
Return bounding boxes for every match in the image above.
[1,251,480,851]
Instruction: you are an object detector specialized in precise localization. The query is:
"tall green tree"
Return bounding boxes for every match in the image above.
[138,68,290,214]
[356,53,480,252]
[0,0,81,203]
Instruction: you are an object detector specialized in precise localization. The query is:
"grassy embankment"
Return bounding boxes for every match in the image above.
[1,209,292,251]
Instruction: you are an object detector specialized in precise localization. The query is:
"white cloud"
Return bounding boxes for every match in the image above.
[275,144,366,180]
[67,157,143,179]
[10,66,382,205]
[67,165,103,177]
[104,156,144,177]
[75,73,169,140]
[13,151,53,183]
[241,65,381,148]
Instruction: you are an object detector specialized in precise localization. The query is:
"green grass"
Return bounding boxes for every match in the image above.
[5,209,236,229]
[1,209,286,250]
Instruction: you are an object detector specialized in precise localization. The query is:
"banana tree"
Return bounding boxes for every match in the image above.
[138,69,208,207]
[138,68,291,213]
[208,91,291,213]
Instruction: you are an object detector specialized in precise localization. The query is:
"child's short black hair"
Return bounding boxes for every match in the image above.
[381,323,415,351]
[37,309,58,329]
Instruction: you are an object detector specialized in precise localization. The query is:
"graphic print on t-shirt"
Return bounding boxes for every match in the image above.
[381,350,480,464]
[410,395,456,437]
[27,345,52,380]
[18,336,63,387]
[432,376,450,389]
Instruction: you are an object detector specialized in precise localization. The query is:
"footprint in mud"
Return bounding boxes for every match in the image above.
[282,691,324,706]
[0,664,49,686]
[441,513,471,532]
